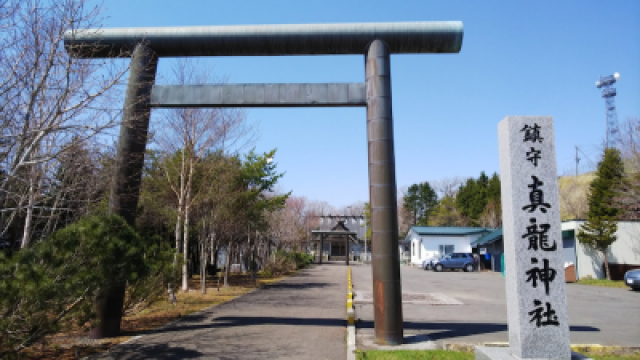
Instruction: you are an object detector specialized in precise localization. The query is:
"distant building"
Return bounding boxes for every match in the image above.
[310,215,368,262]
[405,226,492,266]
[561,220,640,280]
[469,220,640,280]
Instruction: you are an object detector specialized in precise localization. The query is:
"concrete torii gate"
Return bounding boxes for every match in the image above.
[65,21,464,344]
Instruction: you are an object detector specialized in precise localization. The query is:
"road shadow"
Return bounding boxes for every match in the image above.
[147,316,345,335]
[91,343,202,359]
[357,321,599,341]
[262,282,333,290]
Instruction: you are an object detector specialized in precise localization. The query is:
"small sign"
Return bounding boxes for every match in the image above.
[480,248,487,255]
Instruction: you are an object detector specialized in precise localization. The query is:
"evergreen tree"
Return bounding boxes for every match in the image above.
[455,178,477,221]
[455,172,501,226]
[402,182,438,226]
[577,148,624,280]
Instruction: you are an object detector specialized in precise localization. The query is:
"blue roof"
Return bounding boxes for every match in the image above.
[471,229,503,246]
[409,226,492,236]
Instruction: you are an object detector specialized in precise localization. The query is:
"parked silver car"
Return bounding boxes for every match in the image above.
[422,256,438,270]
[624,269,640,290]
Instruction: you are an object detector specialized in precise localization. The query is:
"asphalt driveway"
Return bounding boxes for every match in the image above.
[352,264,639,348]
[94,264,348,360]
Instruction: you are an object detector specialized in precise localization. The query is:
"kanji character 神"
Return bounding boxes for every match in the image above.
[525,257,557,295]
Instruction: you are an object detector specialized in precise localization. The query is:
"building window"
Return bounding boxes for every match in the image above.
[439,244,454,256]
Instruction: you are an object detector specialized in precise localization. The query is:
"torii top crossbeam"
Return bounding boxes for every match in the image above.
[64,21,463,57]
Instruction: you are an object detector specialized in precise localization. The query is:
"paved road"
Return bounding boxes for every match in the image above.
[97,264,348,360]
[352,264,640,348]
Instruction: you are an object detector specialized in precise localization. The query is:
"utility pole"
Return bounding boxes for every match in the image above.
[575,146,580,176]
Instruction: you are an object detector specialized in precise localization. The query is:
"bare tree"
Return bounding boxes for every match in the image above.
[478,199,502,228]
[0,0,128,247]
[431,176,467,198]
[305,200,335,219]
[614,117,640,219]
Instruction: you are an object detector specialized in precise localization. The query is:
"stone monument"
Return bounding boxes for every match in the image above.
[476,116,584,360]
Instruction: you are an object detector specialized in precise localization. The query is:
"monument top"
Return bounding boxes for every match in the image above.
[64,21,463,58]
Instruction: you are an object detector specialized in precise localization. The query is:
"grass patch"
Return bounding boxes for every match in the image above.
[355,349,640,360]
[357,350,474,360]
[572,346,640,360]
[17,271,287,359]
[574,278,627,288]
[584,355,640,360]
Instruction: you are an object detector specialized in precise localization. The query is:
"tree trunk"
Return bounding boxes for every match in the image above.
[21,177,35,248]
[603,250,611,280]
[42,188,64,239]
[224,241,232,287]
[251,231,258,283]
[181,204,190,292]
[200,236,207,294]
[175,211,182,249]
[246,226,251,275]
[213,247,219,272]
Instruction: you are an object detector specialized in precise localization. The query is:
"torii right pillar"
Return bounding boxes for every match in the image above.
[366,39,403,345]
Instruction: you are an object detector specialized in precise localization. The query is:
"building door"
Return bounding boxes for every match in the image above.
[331,243,346,256]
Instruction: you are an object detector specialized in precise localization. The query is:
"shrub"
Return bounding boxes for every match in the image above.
[0,214,176,357]
[262,250,313,276]
[293,252,313,269]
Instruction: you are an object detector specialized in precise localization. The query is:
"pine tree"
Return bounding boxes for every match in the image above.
[577,148,624,280]
[402,182,438,226]
[455,172,500,226]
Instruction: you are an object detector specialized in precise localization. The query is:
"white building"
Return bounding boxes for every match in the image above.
[404,226,492,266]
[562,220,640,280]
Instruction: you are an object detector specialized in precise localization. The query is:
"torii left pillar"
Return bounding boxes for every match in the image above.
[90,43,158,338]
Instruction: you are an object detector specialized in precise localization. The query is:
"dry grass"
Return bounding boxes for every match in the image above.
[574,278,628,288]
[16,272,287,359]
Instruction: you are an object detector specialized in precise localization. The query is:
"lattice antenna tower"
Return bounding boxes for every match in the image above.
[596,72,621,148]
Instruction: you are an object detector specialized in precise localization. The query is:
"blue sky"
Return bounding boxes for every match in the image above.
[98,0,640,209]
